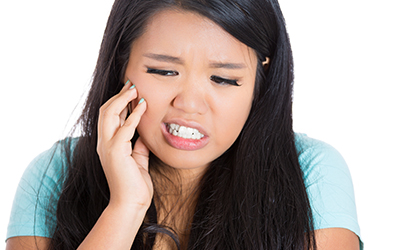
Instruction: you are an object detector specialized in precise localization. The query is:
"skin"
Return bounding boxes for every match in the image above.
[126,9,257,184]
[315,228,360,249]
[6,9,360,250]
[6,228,361,250]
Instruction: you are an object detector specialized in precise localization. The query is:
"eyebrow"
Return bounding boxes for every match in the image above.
[143,53,183,64]
[143,53,246,69]
[209,62,246,69]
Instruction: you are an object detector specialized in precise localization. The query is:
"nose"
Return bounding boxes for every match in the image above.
[172,79,208,115]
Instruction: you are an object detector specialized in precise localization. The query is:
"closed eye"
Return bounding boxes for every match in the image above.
[146,68,179,76]
[210,75,239,86]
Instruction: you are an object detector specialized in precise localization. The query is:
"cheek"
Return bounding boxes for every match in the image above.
[134,96,164,154]
[130,77,173,143]
[214,94,252,146]
[129,74,171,118]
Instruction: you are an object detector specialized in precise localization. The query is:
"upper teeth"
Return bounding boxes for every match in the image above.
[168,123,204,140]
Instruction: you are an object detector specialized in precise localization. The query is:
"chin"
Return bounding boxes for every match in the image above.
[151,148,214,172]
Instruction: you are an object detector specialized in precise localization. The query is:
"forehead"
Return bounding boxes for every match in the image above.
[132,9,257,65]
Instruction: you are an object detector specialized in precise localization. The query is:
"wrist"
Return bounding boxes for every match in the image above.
[107,198,150,216]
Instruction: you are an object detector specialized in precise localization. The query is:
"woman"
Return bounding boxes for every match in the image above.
[6,0,362,249]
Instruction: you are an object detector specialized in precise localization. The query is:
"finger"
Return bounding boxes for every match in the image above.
[120,106,129,127]
[113,98,146,144]
[132,137,150,172]
[97,81,133,138]
[98,85,138,141]
[99,80,133,112]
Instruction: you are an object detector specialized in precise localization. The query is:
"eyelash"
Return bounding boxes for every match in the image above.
[146,68,239,86]
[210,75,239,86]
[146,68,179,76]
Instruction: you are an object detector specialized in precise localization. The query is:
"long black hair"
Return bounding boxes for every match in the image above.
[47,0,316,249]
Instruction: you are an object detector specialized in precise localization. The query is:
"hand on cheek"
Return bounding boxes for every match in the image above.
[97,79,152,209]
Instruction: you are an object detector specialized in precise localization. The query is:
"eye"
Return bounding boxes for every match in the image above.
[146,68,179,76]
[210,75,239,86]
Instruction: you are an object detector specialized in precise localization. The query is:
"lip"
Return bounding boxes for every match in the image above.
[161,119,210,151]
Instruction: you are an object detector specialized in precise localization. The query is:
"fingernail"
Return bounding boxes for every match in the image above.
[129,84,136,89]
[138,98,145,104]
[125,79,130,85]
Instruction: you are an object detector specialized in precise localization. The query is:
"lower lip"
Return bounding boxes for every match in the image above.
[161,123,209,151]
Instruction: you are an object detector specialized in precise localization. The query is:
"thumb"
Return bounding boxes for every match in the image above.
[132,137,150,171]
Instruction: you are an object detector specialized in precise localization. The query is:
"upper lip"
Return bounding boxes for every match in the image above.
[163,119,208,137]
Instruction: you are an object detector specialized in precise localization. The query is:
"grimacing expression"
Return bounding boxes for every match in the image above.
[125,9,257,174]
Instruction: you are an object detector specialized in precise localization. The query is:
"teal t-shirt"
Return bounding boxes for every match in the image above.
[6,134,363,248]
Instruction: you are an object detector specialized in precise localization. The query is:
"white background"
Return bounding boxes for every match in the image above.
[1,1,399,249]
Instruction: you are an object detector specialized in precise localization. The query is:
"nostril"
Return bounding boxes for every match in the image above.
[172,92,208,115]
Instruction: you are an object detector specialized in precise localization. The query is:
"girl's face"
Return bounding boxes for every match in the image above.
[125,9,257,174]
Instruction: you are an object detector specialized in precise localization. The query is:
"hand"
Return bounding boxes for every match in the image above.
[96,81,153,210]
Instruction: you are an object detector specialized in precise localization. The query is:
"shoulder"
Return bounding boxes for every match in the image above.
[19,137,78,192]
[295,133,347,172]
[7,137,79,240]
[294,133,352,188]
[294,133,363,248]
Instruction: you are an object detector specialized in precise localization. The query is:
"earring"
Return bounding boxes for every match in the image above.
[262,57,270,70]
[262,57,270,66]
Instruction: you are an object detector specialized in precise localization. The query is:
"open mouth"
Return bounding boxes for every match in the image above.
[166,123,205,140]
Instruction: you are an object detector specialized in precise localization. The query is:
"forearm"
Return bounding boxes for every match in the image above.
[77,203,148,250]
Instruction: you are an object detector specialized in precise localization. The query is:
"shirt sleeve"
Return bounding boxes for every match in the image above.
[6,140,71,240]
[295,133,363,249]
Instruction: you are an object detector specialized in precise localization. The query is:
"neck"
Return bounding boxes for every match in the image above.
[149,156,206,247]
[149,154,207,200]
[150,163,203,209]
